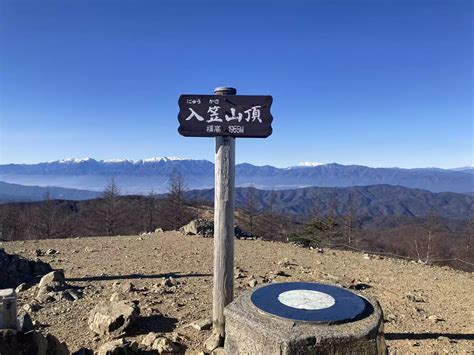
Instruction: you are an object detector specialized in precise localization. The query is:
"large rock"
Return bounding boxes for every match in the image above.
[181,219,214,237]
[151,337,182,353]
[38,270,65,289]
[0,248,52,289]
[181,219,254,239]
[0,329,68,355]
[97,339,138,355]
[88,300,140,336]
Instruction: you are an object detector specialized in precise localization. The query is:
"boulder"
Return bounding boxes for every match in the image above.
[17,312,34,333]
[180,219,255,239]
[141,332,160,347]
[204,333,223,352]
[97,339,138,355]
[88,300,140,336]
[151,337,182,353]
[181,219,213,236]
[15,283,31,293]
[188,318,212,331]
[0,329,68,355]
[38,271,65,289]
[0,249,52,289]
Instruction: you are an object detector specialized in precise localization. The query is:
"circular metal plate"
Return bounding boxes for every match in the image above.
[250,282,369,323]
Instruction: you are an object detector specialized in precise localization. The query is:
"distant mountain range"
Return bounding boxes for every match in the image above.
[187,184,473,220]
[0,181,101,203]
[0,157,472,194]
[1,181,471,224]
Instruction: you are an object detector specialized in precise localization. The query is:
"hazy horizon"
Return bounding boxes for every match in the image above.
[0,155,472,170]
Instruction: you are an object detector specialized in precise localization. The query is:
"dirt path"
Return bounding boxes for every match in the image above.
[2,232,473,354]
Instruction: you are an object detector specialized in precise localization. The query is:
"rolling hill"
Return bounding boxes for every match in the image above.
[187,184,473,220]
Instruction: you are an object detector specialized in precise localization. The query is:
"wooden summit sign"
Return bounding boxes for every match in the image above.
[178,94,273,138]
[177,87,273,345]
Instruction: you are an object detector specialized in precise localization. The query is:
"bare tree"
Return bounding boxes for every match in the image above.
[344,189,355,245]
[34,190,60,239]
[0,205,25,241]
[145,189,158,232]
[325,192,341,248]
[266,189,277,239]
[466,212,473,260]
[98,178,122,236]
[309,189,322,222]
[163,170,190,230]
[244,186,257,235]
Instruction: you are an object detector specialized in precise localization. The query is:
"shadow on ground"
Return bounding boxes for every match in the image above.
[385,333,474,341]
[65,272,211,282]
[129,314,179,335]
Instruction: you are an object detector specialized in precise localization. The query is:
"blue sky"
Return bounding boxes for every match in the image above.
[0,0,472,168]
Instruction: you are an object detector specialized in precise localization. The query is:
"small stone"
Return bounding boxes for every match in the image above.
[204,333,223,352]
[64,289,82,301]
[211,348,226,355]
[15,283,31,293]
[34,249,43,256]
[277,258,290,266]
[428,315,444,323]
[142,332,160,347]
[385,314,397,323]
[151,337,182,353]
[155,228,163,233]
[97,339,136,355]
[363,253,371,260]
[46,248,58,255]
[188,318,212,331]
[121,282,135,293]
[161,277,175,287]
[23,302,42,313]
[17,312,34,333]
[109,292,124,302]
[406,293,425,303]
[248,279,258,287]
[36,292,56,304]
[234,271,245,279]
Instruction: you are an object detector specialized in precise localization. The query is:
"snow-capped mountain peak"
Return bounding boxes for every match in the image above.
[143,157,188,163]
[103,159,133,164]
[49,157,190,165]
[290,161,324,168]
[54,158,95,164]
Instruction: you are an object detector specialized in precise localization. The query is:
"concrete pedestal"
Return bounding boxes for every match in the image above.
[0,289,17,330]
[224,283,386,355]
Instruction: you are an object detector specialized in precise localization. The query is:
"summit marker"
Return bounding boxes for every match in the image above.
[178,87,273,343]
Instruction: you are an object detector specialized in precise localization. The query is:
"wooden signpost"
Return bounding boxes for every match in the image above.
[178,87,273,342]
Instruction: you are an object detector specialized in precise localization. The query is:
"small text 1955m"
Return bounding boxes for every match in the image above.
[178,95,273,138]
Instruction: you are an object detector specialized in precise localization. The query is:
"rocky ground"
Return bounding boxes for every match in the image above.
[1,231,473,354]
